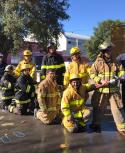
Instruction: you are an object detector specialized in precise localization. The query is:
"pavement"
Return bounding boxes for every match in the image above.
[0,92,125,153]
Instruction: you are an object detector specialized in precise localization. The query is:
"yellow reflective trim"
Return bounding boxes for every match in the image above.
[117,123,125,129]
[1,87,8,91]
[85,84,92,90]
[90,74,97,79]
[90,74,101,82]
[2,96,14,100]
[119,71,125,77]
[79,121,86,127]
[70,99,84,106]
[61,102,69,109]
[41,63,65,69]
[26,85,31,93]
[62,110,71,117]
[39,94,46,98]
[47,107,57,111]
[40,105,47,111]
[41,75,45,79]
[8,105,15,113]
[46,92,60,97]
[79,73,88,78]
[73,111,83,118]
[15,99,31,104]
[98,87,118,93]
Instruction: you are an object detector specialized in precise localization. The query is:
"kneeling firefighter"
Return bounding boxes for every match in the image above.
[61,74,98,133]
[9,64,36,115]
[0,65,16,110]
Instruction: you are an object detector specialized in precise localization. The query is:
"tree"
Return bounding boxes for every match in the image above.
[84,20,125,61]
[0,0,70,55]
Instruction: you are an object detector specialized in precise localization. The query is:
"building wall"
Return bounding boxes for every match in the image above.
[57,32,90,59]
[57,33,67,51]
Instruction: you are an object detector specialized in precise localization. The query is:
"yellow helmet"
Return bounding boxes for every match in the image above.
[70,47,80,55]
[21,64,31,71]
[23,50,32,56]
[69,74,80,81]
[99,41,114,51]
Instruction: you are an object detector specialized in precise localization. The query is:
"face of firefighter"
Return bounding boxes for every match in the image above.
[47,71,56,80]
[24,55,31,62]
[9,69,14,75]
[48,47,56,54]
[71,53,80,61]
[103,47,112,58]
[104,50,112,58]
[23,68,30,75]
[70,79,81,90]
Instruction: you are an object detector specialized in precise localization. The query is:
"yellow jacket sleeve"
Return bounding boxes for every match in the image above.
[61,92,71,117]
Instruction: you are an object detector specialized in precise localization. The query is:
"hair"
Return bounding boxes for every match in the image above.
[46,69,56,74]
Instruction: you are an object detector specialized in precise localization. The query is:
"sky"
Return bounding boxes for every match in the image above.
[63,0,125,36]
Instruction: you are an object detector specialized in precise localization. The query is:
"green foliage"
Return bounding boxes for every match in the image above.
[0,0,70,54]
[84,20,125,61]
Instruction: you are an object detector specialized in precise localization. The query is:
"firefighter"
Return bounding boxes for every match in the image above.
[9,64,36,115]
[35,69,61,125]
[41,42,65,85]
[0,65,16,110]
[61,74,95,133]
[0,53,6,80]
[64,47,90,86]
[89,41,125,136]
[117,57,125,111]
[14,49,36,79]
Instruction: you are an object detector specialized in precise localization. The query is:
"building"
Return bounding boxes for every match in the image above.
[9,32,90,69]
[57,32,90,61]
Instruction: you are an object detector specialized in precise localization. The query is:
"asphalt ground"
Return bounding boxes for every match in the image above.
[0,92,125,153]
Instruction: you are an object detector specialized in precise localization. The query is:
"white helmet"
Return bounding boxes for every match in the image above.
[4,65,14,72]
[99,41,114,51]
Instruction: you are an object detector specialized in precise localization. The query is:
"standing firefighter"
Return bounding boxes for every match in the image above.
[0,65,16,110]
[64,47,90,86]
[61,74,95,133]
[14,49,36,79]
[116,55,125,111]
[36,69,61,125]
[9,64,35,115]
[90,41,125,136]
[0,53,6,80]
[41,42,65,85]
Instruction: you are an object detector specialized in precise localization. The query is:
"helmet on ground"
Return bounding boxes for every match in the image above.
[4,65,14,72]
[23,50,32,56]
[47,42,56,49]
[69,74,81,81]
[99,41,114,51]
[70,47,80,55]
[0,53,3,57]
[21,64,31,71]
